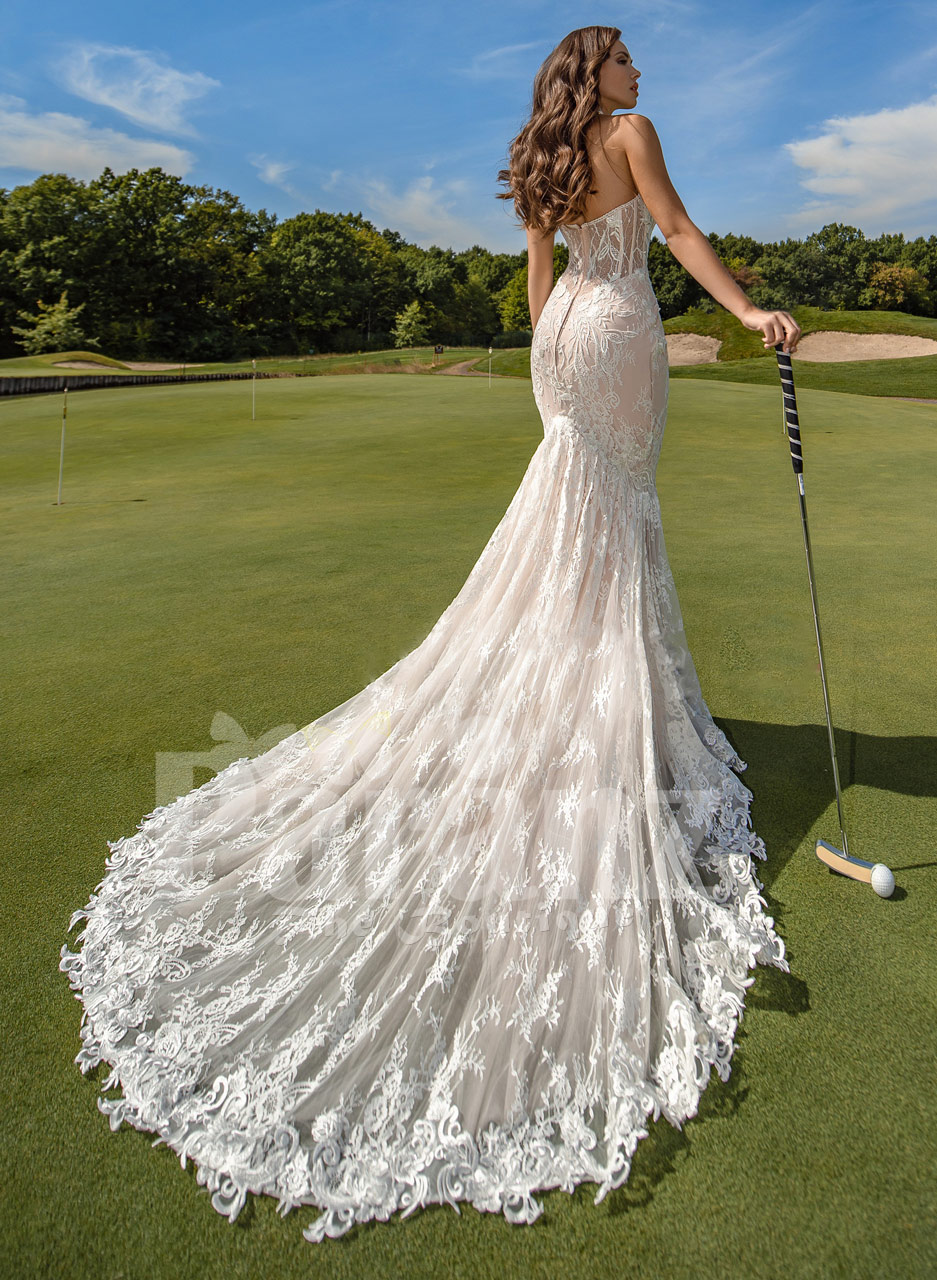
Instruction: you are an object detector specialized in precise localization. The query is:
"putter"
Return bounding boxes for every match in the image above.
[774,343,895,897]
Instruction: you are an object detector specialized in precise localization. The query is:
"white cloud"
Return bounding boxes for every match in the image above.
[454,41,544,80]
[0,94,194,179]
[56,42,219,135]
[250,154,297,190]
[355,173,479,247]
[783,94,937,227]
[257,160,293,186]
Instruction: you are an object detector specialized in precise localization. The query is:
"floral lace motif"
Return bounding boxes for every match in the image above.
[60,192,788,1245]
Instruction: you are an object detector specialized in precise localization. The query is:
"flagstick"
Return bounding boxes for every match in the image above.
[56,383,68,505]
[251,358,256,421]
[488,345,492,388]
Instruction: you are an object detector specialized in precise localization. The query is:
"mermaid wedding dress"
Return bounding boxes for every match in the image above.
[60,191,788,1244]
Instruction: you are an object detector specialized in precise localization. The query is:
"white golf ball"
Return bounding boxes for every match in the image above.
[870,863,895,898]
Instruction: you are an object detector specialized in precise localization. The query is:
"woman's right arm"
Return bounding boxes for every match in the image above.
[526,224,557,333]
[620,115,801,354]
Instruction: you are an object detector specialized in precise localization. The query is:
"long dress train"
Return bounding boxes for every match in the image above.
[60,191,788,1244]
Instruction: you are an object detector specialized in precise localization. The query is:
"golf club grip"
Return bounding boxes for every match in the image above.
[774,344,804,476]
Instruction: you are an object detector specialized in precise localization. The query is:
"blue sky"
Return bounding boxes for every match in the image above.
[2,0,936,253]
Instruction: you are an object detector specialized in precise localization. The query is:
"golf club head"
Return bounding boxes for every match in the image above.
[816,840,895,897]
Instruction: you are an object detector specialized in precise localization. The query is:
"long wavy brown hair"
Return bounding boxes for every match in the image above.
[496,25,621,234]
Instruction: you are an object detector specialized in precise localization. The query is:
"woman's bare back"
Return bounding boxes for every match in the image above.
[567,114,640,226]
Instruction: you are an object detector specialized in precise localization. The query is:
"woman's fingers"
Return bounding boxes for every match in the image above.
[781,311,802,354]
[761,310,802,354]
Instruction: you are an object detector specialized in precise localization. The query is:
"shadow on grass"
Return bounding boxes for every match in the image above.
[66,714,935,1247]
[714,715,936,876]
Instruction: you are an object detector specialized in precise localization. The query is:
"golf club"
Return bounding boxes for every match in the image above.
[774,342,895,898]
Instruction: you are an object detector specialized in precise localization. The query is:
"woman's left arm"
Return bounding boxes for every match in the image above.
[526,224,557,333]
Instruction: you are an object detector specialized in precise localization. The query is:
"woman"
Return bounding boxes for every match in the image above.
[60,25,792,1245]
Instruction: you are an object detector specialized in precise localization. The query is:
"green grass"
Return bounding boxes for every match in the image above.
[475,309,937,399]
[0,347,134,374]
[668,352,937,397]
[0,345,493,378]
[2,375,936,1279]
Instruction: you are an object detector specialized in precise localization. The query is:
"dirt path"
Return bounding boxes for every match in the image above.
[436,358,509,377]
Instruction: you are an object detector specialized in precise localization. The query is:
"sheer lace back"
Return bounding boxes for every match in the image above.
[560,192,654,280]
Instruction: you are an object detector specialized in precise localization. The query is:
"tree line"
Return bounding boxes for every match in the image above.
[2,166,935,361]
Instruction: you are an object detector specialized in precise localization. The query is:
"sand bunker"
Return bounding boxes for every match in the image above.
[51,360,119,369]
[51,360,206,371]
[793,331,937,362]
[123,361,206,371]
[663,328,937,365]
[666,333,722,365]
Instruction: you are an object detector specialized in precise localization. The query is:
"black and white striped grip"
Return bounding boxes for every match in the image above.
[775,344,803,475]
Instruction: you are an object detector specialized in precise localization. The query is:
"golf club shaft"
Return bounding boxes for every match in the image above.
[774,345,850,860]
[794,484,850,859]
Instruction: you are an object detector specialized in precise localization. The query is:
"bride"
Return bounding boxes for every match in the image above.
[60,24,799,1245]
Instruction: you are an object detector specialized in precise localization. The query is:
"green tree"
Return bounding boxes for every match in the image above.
[708,230,765,264]
[448,275,500,344]
[262,210,370,351]
[352,222,410,345]
[11,289,97,354]
[859,261,931,311]
[498,265,530,331]
[391,299,431,347]
[455,244,526,296]
[82,167,195,356]
[750,240,827,310]
[0,174,93,357]
[396,243,460,310]
[896,234,937,312]
[170,186,276,359]
[804,222,871,309]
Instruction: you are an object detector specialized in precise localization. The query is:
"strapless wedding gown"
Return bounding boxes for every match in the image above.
[60,191,788,1244]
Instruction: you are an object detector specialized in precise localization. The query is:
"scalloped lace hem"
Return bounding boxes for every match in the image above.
[60,756,788,1245]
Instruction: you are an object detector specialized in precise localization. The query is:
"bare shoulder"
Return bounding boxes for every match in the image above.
[609,114,691,239]
[606,112,659,147]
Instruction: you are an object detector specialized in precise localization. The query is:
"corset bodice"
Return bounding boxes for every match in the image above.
[558,192,655,281]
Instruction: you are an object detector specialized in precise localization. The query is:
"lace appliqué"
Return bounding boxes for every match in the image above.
[60,191,789,1246]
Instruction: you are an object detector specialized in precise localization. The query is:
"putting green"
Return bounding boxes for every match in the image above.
[3,374,935,1277]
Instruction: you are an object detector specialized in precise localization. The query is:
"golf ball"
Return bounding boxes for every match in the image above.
[870,863,895,898]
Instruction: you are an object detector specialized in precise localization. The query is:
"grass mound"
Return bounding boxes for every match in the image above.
[0,349,131,375]
[48,349,131,369]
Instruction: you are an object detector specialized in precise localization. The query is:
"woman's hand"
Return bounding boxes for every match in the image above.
[740,306,802,355]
